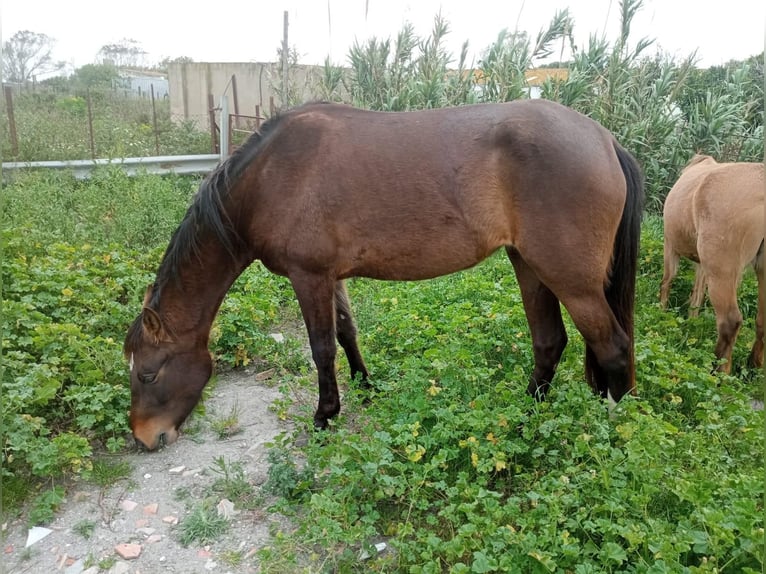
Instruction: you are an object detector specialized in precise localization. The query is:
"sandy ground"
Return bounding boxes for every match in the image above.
[2,369,298,574]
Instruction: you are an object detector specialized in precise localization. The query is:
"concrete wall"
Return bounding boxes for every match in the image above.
[168,62,326,129]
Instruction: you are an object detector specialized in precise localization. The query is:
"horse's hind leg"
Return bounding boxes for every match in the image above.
[660,246,680,309]
[289,271,341,429]
[689,264,706,317]
[507,248,568,400]
[706,273,743,374]
[334,281,370,384]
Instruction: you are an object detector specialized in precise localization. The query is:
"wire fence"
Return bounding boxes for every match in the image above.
[1,83,213,162]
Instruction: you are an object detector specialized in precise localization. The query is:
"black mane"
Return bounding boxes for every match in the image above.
[158,111,288,290]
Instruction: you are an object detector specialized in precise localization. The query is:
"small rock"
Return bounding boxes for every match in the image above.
[146,534,163,544]
[197,549,212,558]
[82,567,99,574]
[119,500,138,512]
[204,559,218,570]
[56,553,69,569]
[136,527,156,536]
[64,558,85,574]
[168,465,186,474]
[110,562,131,574]
[143,503,159,515]
[161,515,179,525]
[143,473,152,479]
[134,519,149,528]
[255,368,276,381]
[269,332,285,343]
[359,541,387,560]
[182,468,202,477]
[4,544,13,554]
[114,543,142,560]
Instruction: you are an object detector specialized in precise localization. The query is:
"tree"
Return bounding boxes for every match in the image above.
[72,63,120,89]
[155,55,194,73]
[97,38,146,69]
[2,30,65,83]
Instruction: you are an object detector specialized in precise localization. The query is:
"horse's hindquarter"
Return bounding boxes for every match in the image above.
[694,163,765,271]
[253,101,627,282]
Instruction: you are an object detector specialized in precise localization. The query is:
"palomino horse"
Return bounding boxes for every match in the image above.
[124,99,644,450]
[660,154,764,373]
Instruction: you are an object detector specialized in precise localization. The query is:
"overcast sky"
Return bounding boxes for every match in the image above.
[2,0,764,73]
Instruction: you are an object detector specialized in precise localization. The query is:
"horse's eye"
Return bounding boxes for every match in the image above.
[139,372,157,385]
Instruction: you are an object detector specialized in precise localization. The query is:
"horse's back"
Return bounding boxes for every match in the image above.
[251,100,629,281]
[664,158,764,260]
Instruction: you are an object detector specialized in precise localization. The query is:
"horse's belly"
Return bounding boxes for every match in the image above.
[340,230,504,281]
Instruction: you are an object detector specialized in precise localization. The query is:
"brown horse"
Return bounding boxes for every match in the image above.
[660,154,764,373]
[124,99,644,450]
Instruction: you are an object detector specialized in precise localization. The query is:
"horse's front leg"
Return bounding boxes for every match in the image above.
[290,271,340,429]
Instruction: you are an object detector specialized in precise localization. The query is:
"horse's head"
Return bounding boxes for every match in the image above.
[124,305,212,451]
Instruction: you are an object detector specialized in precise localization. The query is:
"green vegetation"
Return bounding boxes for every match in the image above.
[1,0,762,569]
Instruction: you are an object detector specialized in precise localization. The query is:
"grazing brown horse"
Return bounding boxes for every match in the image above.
[660,154,764,373]
[124,99,644,450]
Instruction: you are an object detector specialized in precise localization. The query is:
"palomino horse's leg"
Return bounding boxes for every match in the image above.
[688,264,706,318]
[659,246,681,309]
[334,281,370,383]
[706,273,743,374]
[289,271,341,429]
[507,248,568,399]
[748,256,764,368]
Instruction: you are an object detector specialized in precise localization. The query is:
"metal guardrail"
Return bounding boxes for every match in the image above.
[2,154,222,180]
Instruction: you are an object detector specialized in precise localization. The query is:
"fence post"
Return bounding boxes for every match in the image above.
[208,93,218,154]
[86,88,96,159]
[4,86,19,157]
[150,84,161,156]
[231,74,240,129]
[220,95,229,161]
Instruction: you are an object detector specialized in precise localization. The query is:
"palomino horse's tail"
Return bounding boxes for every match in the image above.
[585,143,644,397]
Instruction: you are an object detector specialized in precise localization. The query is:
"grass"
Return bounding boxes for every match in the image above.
[210,403,243,439]
[72,519,97,539]
[85,459,133,488]
[178,504,230,547]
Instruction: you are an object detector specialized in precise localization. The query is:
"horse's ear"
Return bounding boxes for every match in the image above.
[142,284,154,307]
[142,307,168,342]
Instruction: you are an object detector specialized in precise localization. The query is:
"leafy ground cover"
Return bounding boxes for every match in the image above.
[2,163,763,572]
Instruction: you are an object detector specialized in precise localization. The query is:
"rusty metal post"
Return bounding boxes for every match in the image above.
[4,85,19,157]
[282,10,289,106]
[150,84,160,155]
[231,74,240,129]
[208,93,218,154]
[86,88,96,159]
[219,95,230,160]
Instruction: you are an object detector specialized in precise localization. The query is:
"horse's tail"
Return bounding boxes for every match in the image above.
[585,142,644,397]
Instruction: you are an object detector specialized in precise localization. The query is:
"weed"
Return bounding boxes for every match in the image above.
[210,403,243,439]
[27,486,66,526]
[85,459,132,487]
[72,519,96,539]
[98,556,116,570]
[209,457,261,510]
[262,448,313,501]
[178,504,229,547]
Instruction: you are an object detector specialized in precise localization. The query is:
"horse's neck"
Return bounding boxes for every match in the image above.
[159,244,250,340]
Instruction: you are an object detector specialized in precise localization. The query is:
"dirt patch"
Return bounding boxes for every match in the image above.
[2,369,299,574]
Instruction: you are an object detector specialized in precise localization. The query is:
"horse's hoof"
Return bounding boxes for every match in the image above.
[313,417,329,431]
